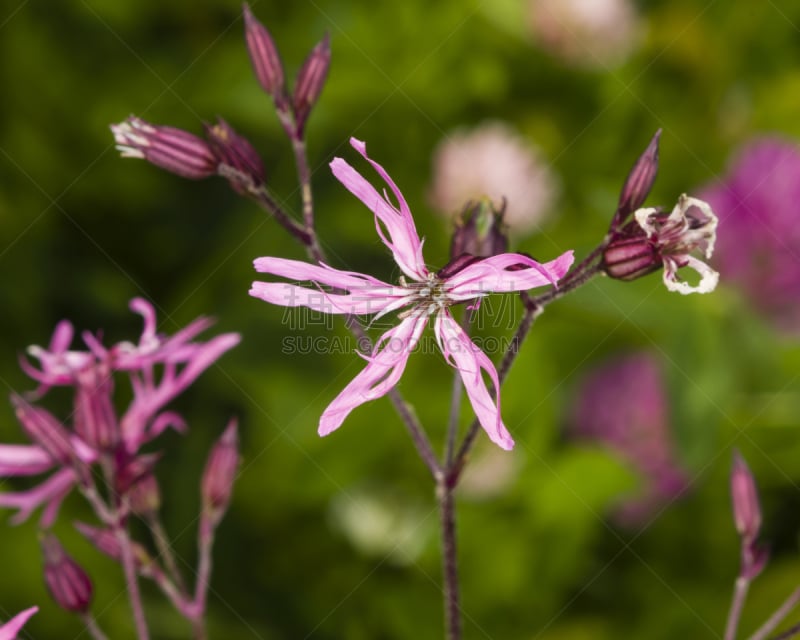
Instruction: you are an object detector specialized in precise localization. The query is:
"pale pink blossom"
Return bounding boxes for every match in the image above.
[429,122,559,234]
[0,607,37,640]
[527,0,641,68]
[251,138,574,449]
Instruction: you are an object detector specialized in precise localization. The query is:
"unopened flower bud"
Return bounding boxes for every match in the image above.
[111,116,218,180]
[731,451,761,543]
[74,363,119,451]
[293,33,331,135]
[601,230,660,281]
[204,117,265,194]
[450,198,509,259]
[243,3,287,106]
[128,472,162,517]
[201,420,239,522]
[616,129,661,224]
[742,543,769,580]
[41,534,93,614]
[12,395,74,465]
[74,522,155,577]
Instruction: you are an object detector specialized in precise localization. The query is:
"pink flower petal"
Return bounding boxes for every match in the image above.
[0,467,76,525]
[251,257,411,315]
[0,606,38,640]
[434,311,514,450]
[445,251,574,299]
[0,445,54,476]
[330,138,428,281]
[319,314,428,436]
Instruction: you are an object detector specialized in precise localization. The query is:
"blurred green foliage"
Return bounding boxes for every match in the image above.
[1,0,800,638]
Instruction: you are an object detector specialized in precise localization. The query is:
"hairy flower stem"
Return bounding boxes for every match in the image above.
[725,576,750,640]
[438,478,461,640]
[747,586,800,640]
[147,517,187,593]
[80,613,110,640]
[115,524,151,640]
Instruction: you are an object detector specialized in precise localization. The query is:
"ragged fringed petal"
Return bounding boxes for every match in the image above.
[0,606,38,640]
[319,315,428,436]
[445,251,575,299]
[0,467,77,526]
[330,138,428,281]
[250,257,412,315]
[21,320,94,388]
[663,255,719,295]
[434,311,513,450]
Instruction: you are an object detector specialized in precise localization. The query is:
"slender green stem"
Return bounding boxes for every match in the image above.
[80,612,110,640]
[747,586,800,640]
[147,517,187,594]
[438,478,461,640]
[725,576,750,640]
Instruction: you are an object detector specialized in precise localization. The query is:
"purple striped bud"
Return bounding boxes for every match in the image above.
[243,3,287,107]
[111,116,218,180]
[731,451,761,543]
[615,129,661,224]
[41,534,93,614]
[450,198,509,259]
[74,363,119,451]
[74,522,156,577]
[201,420,239,523]
[12,395,74,465]
[204,117,265,194]
[601,231,660,281]
[293,33,331,135]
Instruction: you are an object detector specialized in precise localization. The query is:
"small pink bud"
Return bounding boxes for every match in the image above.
[204,117,265,194]
[449,198,509,259]
[114,452,161,497]
[731,451,762,543]
[243,3,287,106]
[742,542,769,580]
[292,33,331,135]
[616,129,661,222]
[111,116,218,180]
[74,522,155,577]
[201,420,239,522]
[12,395,74,465]
[41,534,93,614]
[74,363,119,451]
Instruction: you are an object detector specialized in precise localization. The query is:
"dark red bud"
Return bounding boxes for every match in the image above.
[450,198,509,259]
[41,534,93,614]
[602,235,661,281]
[204,117,265,194]
[614,129,661,227]
[12,395,74,465]
[293,33,331,135]
[243,3,287,106]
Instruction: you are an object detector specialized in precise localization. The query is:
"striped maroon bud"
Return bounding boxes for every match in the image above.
[114,452,161,496]
[293,33,331,135]
[204,117,265,194]
[41,534,93,614]
[74,363,119,451]
[243,3,287,107]
[615,129,661,224]
[111,116,218,180]
[201,420,239,523]
[12,395,74,465]
[602,232,661,281]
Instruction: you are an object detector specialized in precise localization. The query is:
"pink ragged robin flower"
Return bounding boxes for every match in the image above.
[250,138,574,450]
[0,606,37,640]
[0,299,240,526]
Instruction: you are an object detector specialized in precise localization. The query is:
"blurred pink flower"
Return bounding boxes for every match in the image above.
[0,299,240,526]
[699,138,800,331]
[527,0,641,68]
[0,607,37,640]
[429,122,559,235]
[251,138,574,450]
[570,352,687,524]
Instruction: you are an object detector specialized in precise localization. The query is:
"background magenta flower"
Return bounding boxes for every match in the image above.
[699,137,800,332]
[569,352,688,525]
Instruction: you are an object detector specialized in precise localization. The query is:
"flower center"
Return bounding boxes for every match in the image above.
[400,274,451,316]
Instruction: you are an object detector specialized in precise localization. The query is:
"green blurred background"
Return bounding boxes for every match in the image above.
[1,0,799,638]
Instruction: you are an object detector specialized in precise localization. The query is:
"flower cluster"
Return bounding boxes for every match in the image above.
[0,298,240,527]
